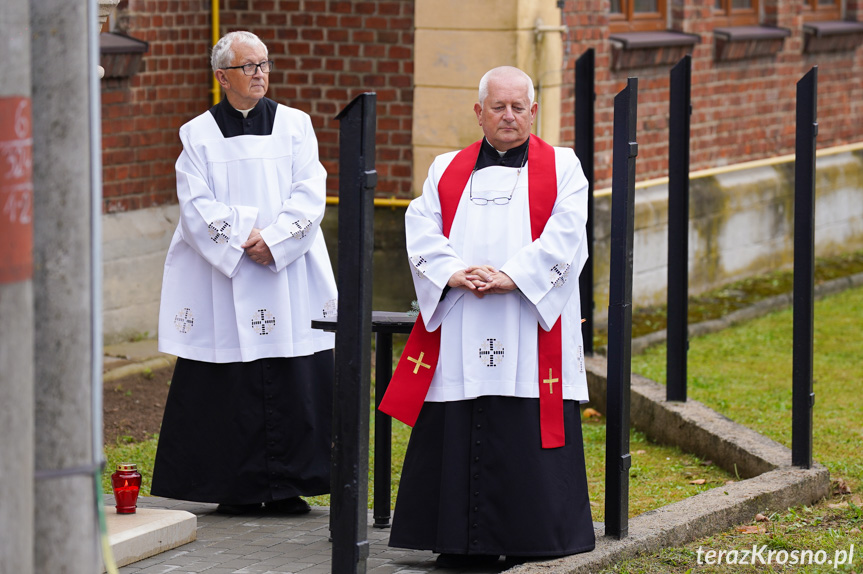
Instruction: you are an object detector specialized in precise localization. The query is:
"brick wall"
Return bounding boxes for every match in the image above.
[102,1,861,208]
[101,1,212,213]
[101,0,414,213]
[560,0,863,190]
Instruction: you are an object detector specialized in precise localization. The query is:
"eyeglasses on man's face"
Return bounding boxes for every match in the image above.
[221,60,274,76]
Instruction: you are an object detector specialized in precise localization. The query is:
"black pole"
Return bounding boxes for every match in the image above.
[576,48,596,355]
[666,55,691,402]
[792,67,817,469]
[332,92,377,574]
[605,77,638,540]
[373,331,393,528]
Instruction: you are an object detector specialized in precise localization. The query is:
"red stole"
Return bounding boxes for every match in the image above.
[378,135,566,448]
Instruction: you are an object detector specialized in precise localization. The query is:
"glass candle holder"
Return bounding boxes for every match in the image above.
[111,463,142,514]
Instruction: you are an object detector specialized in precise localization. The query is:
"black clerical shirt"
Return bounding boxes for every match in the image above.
[474,137,529,171]
[209,97,278,138]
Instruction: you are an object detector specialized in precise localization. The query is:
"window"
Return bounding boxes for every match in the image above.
[610,0,668,33]
[803,0,841,21]
[714,0,760,26]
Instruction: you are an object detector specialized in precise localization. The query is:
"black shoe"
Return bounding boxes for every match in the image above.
[215,502,261,515]
[503,555,564,568]
[265,496,311,515]
[435,553,500,569]
[502,556,529,568]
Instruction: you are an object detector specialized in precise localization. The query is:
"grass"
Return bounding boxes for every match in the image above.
[102,434,158,496]
[630,285,863,492]
[582,422,734,521]
[600,498,863,573]
[601,284,863,572]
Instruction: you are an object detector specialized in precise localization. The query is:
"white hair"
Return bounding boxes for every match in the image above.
[211,31,267,72]
[478,66,535,105]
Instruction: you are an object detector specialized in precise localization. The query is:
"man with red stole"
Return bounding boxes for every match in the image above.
[380,66,595,568]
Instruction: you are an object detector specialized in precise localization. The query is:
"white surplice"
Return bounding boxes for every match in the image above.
[407,146,590,402]
[158,105,336,363]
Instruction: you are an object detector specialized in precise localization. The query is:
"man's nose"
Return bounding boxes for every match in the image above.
[503,106,516,121]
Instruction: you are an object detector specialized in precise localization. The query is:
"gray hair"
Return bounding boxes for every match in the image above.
[478,66,535,105]
[211,31,268,72]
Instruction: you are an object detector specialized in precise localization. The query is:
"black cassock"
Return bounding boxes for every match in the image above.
[151,352,332,504]
[389,395,596,558]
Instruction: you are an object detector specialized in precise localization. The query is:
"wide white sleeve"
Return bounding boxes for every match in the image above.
[405,155,470,331]
[175,123,258,278]
[500,148,589,331]
[259,112,328,272]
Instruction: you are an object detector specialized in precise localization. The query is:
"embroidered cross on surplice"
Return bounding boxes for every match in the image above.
[479,338,505,367]
[251,309,276,335]
[208,220,231,244]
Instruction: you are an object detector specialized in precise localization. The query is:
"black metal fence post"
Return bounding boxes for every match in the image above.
[666,55,692,402]
[605,77,638,540]
[576,48,596,355]
[332,93,377,574]
[373,330,393,528]
[793,67,817,469]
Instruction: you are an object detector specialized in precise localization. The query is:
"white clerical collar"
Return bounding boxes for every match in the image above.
[485,138,508,157]
[235,107,255,118]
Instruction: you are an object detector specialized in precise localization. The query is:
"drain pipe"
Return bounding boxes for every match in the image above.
[89,0,105,482]
[90,4,122,571]
[212,0,220,105]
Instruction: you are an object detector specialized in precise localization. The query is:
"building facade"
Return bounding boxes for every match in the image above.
[100,0,863,341]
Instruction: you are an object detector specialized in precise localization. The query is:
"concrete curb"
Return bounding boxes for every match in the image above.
[586,355,790,479]
[103,355,176,383]
[511,465,829,574]
[505,355,832,574]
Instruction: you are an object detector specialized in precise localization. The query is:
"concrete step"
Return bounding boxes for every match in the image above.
[102,507,196,572]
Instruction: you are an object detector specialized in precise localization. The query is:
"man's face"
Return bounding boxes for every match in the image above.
[473,74,537,151]
[216,41,269,109]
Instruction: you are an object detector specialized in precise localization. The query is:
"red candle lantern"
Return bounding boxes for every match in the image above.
[111,463,142,514]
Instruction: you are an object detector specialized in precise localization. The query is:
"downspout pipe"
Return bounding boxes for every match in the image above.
[212,0,220,106]
[89,0,104,485]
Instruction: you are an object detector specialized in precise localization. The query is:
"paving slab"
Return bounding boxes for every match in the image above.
[104,507,196,572]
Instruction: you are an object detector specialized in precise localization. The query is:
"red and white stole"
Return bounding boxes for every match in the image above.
[378,135,566,448]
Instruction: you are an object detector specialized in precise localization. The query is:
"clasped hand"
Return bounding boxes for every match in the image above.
[448,265,516,298]
[242,228,274,266]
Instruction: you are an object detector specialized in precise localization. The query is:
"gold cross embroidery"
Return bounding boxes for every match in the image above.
[543,368,559,394]
[407,352,431,375]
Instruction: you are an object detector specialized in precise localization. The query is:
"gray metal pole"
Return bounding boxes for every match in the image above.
[31,1,101,572]
[0,2,35,572]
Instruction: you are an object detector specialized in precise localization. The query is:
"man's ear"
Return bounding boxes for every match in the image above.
[474,102,483,126]
[215,70,229,90]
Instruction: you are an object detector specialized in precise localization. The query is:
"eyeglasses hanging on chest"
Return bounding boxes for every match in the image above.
[469,154,528,206]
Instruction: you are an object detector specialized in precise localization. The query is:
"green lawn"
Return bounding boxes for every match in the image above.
[602,284,863,573]
[631,284,863,492]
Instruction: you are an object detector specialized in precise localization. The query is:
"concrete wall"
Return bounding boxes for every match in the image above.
[102,147,863,343]
[413,0,565,193]
[590,148,863,314]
